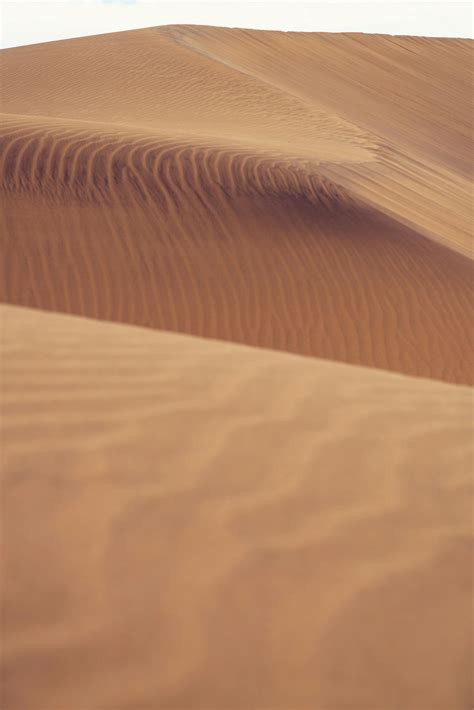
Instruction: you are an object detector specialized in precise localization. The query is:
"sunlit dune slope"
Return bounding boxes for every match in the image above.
[1,27,473,383]
[168,27,473,254]
[1,304,472,709]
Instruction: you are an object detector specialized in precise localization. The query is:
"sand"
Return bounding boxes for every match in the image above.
[2,303,473,709]
[1,27,473,383]
[0,26,473,709]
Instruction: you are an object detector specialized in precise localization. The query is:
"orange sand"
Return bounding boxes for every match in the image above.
[2,304,472,709]
[0,27,473,709]
[1,27,473,382]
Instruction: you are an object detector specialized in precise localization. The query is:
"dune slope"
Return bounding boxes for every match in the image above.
[1,27,473,710]
[1,304,473,709]
[168,27,473,253]
[1,28,473,383]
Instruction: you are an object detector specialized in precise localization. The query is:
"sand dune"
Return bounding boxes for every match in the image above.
[170,27,473,253]
[1,304,472,709]
[2,27,472,255]
[1,28,473,385]
[1,26,473,709]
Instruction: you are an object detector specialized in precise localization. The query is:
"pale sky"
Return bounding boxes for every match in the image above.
[1,1,472,49]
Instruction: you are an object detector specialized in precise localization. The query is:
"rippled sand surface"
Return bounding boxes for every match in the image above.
[1,27,473,709]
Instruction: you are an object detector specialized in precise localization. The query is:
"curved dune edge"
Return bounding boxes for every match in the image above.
[1,131,472,385]
[0,113,361,207]
[1,304,472,709]
[1,111,470,259]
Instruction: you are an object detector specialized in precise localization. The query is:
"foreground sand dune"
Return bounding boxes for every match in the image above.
[1,304,472,708]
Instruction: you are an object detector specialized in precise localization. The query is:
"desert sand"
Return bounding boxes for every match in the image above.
[1,27,473,382]
[2,303,473,709]
[0,26,473,709]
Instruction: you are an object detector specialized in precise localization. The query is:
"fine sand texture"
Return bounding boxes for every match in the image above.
[1,26,473,710]
[1,27,473,383]
[1,304,473,709]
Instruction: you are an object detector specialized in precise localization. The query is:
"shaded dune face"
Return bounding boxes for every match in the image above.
[1,305,472,709]
[0,120,472,384]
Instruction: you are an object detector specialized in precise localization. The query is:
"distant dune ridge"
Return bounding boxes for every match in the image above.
[0,26,473,709]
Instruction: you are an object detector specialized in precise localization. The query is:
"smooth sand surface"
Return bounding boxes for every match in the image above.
[1,26,473,709]
[1,28,473,383]
[1,304,473,709]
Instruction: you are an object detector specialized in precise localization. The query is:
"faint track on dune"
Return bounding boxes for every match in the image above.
[164,26,473,257]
